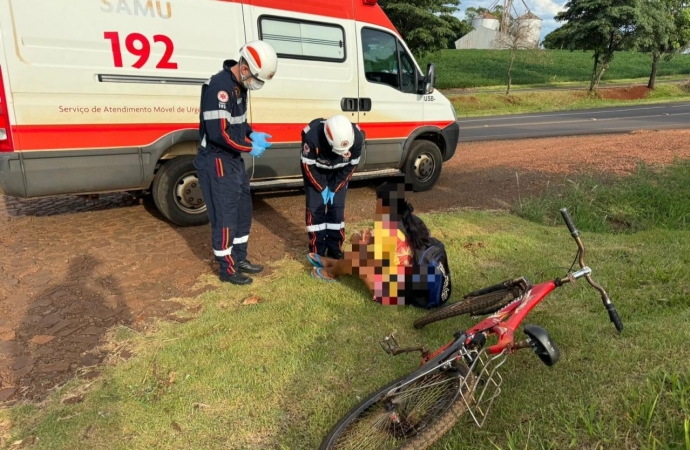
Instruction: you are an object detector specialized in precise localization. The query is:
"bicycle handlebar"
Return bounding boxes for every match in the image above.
[559,208,624,333]
[559,208,580,238]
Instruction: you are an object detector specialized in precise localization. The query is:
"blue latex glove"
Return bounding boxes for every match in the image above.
[250,140,267,158]
[250,132,272,149]
[321,187,331,204]
[328,190,335,205]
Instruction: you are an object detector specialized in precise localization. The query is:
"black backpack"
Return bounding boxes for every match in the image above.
[406,237,452,309]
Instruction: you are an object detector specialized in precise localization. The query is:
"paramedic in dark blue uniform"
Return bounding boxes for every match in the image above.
[194,41,278,285]
[301,115,363,259]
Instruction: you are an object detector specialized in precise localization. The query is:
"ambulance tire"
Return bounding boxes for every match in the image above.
[404,139,443,192]
[152,155,210,227]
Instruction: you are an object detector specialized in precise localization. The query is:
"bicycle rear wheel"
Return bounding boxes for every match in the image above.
[413,284,525,329]
[320,363,477,450]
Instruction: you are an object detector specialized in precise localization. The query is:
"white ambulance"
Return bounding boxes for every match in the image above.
[0,0,459,226]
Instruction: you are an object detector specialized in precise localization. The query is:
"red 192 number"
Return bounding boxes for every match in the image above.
[104,31,178,70]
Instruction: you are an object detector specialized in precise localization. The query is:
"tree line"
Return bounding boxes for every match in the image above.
[377,0,690,91]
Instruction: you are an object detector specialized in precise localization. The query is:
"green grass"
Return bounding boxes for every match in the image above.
[422,49,690,90]
[3,200,690,448]
[449,82,690,117]
[516,159,690,234]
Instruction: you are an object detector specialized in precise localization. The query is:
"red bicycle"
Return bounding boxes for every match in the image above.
[320,208,623,450]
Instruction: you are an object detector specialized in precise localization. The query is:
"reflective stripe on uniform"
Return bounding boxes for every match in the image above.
[203,110,247,124]
[301,157,359,170]
[306,223,326,232]
[214,246,233,257]
[233,235,249,244]
[326,222,345,230]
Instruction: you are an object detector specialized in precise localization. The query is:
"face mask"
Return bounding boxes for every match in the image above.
[241,76,264,91]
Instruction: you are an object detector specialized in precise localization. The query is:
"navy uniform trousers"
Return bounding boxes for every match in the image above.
[194,148,252,276]
[305,183,348,257]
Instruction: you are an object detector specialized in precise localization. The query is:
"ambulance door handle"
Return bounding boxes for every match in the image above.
[341,98,358,112]
[359,98,372,112]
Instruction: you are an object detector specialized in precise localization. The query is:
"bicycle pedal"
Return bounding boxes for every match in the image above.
[379,333,400,355]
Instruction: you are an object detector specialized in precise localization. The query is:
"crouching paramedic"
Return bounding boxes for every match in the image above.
[194,41,278,285]
[301,115,363,259]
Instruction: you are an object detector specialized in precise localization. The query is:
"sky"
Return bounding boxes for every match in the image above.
[454,0,568,42]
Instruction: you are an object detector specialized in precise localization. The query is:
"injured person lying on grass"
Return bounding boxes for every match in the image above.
[308,177,451,308]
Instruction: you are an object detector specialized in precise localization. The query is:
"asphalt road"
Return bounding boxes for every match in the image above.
[457,101,690,142]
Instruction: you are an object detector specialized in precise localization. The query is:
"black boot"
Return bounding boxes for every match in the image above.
[219,271,253,285]
[237,260,264,274]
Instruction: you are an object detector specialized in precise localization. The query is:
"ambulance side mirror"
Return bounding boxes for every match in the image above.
[422,63,436,95]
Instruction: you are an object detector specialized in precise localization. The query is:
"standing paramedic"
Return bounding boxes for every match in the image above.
[301,115,363,260]
[194,41,278,285]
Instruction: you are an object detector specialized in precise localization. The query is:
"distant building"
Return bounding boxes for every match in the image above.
[455,10,542,50]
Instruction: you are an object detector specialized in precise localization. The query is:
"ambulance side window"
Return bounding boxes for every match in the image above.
[362,28,419,94]
[259,16,346,62]
[362,28,400,90]
[397,42,418,94]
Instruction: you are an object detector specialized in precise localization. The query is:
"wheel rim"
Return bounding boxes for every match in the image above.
[174,172,206,215]
[328,370,462,449]
[413,153,435,183]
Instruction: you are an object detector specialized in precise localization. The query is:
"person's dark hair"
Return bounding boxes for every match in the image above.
[376,179,432,251]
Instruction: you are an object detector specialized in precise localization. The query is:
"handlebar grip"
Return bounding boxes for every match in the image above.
[605,303,624,333]
[560,208,580,238]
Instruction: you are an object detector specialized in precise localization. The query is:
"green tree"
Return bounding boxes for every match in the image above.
[633,0,690,88]
[378,0,465,56]
[555,0,640,92]
[542,26,571,49]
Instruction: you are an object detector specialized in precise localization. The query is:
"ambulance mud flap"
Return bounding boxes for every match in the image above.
[0,153,27,197]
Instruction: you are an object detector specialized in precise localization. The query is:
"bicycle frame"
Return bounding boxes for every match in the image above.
[466,279,557,355]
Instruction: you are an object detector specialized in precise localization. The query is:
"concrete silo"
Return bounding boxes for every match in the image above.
[512,11,542,47]
[471,12,500,31]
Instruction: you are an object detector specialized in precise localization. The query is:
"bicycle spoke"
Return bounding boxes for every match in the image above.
[331,371,463,449]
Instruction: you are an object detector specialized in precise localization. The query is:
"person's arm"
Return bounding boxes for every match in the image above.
[300,139,329,192]
[333,128,363,192]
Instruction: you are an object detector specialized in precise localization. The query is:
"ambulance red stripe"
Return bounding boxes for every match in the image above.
[11,121,455,151]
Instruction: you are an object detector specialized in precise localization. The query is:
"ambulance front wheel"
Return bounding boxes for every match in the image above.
[152,155,210,227]
[404,139,443,192]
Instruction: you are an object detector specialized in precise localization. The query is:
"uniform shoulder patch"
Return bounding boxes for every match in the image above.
[303,143,311,155]
[217,90,229,103]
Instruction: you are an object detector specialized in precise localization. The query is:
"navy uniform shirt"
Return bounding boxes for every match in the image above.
[198,59,254,157]
[300,118,363,192]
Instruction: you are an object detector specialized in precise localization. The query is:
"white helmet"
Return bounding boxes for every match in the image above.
[238,40,278,90]
[324,115,355,155]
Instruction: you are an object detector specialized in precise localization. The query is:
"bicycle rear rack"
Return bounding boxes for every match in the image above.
[457,347,508,428]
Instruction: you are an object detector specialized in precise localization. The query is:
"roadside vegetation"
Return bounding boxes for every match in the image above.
[516,158,690,233]
[448,82,690,117]
[423,50,690,90]
[3,159,690,449]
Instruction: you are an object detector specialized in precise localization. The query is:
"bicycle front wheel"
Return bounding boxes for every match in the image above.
[413,288,520,329]
[319,363,476,450]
